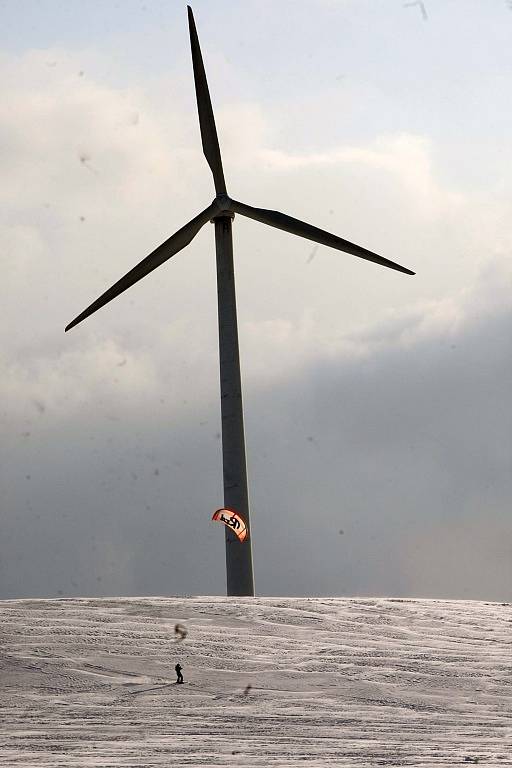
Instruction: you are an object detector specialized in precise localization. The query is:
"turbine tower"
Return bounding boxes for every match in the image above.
[66,6,414,597]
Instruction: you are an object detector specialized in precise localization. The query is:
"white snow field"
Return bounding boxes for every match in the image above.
[1,597,511,767]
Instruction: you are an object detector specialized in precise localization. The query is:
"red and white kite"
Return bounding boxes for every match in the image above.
[212,508,249,542]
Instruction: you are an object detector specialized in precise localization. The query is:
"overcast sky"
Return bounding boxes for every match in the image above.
[1,0,511,600]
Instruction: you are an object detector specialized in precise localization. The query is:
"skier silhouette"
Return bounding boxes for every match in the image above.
[175,663,184,684]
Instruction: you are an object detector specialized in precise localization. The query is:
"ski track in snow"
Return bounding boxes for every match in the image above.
[0,597,511,766]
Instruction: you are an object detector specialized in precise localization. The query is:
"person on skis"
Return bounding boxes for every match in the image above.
[175,662,184,684]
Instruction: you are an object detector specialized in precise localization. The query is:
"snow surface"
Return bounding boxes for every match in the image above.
[1,597,511,766]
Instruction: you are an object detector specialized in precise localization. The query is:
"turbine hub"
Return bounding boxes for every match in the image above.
[211,194,234,222]
[218,193,234,212]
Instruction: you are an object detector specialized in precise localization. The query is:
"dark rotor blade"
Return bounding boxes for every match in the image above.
[230,198,414,275]
[187,6,226,195]
[65,203,217,332]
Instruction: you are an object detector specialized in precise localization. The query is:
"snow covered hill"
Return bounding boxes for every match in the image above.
[1,597,511,766]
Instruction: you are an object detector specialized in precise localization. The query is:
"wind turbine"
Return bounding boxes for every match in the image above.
[66,6,414,597]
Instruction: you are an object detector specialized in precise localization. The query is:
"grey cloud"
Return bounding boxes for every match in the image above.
[2,277,511,600]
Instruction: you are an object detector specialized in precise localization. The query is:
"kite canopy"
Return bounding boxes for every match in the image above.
[212,508,248,542]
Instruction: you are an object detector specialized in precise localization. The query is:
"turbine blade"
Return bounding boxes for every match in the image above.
[65,203,217,332]
[230,199,415,275]
[187,6,226,195]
